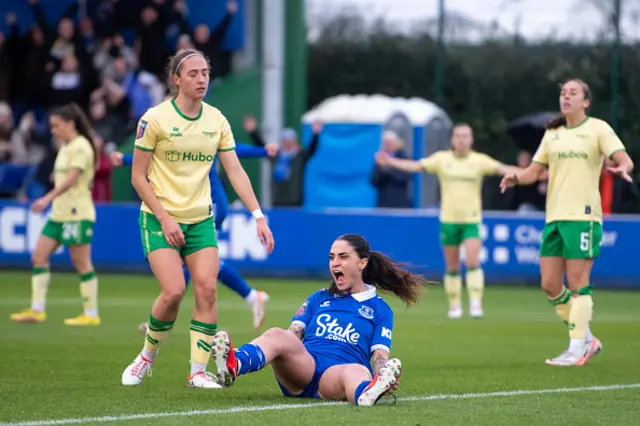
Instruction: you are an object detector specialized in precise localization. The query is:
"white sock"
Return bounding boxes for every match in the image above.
[245,289,258,305]
[85,307,98,317]
[568,338,585,355]
[31,302,45,312]
[190,361,207,376]
[141,347,157,362]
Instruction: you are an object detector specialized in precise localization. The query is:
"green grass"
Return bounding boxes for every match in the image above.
[1,271,639,426]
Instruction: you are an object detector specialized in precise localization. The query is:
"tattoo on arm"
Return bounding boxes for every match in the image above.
[372,350,388,376]
[288,323,305,340]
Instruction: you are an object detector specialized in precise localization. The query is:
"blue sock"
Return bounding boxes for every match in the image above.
[218,261,252,298]
[354,380,371,404]
[235,343,266,376]
[182,265,191,288]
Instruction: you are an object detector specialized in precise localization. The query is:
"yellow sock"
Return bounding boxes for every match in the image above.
[189,320,217,375]
[466,267,484,301]
[31,267,51,312]
[548,286,572,325]
[569,287,594,340]
[444,271,462,307]
[142,315,175,361]
[79,271,99,317]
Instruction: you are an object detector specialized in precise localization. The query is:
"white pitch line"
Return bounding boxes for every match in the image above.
[2,383,639,426]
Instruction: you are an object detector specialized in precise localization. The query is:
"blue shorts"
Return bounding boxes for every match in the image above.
[276,352,344,399]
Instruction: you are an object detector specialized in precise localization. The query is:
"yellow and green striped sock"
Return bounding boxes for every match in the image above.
[548,286,572,326]
[444,271,462,307]
[79,271,98,317]
[31,267,51,312]
[189,320,217,375]
[142,315,174,362]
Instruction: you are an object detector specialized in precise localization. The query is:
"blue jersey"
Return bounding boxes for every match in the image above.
[291,285,394,371]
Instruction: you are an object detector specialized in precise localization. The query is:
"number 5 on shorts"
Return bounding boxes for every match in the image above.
[580,232,590,252]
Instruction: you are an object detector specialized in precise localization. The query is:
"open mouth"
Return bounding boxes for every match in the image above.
[333,270,345,284]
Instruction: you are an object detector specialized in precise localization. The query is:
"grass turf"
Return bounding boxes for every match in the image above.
[1,271,639,426]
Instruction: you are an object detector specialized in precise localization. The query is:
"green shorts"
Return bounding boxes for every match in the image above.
[540,221,602,259]
[440,222,481,246]
[139,211,218,259]
[41,219,94,246]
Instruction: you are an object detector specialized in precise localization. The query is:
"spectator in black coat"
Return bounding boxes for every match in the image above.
[371,130,412,208]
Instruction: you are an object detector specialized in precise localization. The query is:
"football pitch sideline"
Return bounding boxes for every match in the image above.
[1,271,639,426]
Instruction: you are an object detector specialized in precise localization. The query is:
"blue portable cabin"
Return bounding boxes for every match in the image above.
[300,94,452,210]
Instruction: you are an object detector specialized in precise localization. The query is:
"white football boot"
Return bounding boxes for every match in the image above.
[469,299,484,319]
[250,291,269,330]
[448,303,463,319]
[357,358,402,406]
[545,337,603,366]
[188,371,224,389]
[122,354,153,385]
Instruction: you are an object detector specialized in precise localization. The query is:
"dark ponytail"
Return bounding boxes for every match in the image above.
[328,234,431,305]
[547,78,592,130]
[50,102,98,169]
[546,115,566,130]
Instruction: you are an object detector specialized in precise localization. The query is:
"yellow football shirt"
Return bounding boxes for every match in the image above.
[420,150,501,223]
[51,135,96,222]
[532,117,625,224]
[134,98,236,224]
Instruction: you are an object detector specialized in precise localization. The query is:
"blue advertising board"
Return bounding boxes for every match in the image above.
[0,202,638,288]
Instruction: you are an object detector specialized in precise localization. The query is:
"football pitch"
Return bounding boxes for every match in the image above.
[1,271,639,426]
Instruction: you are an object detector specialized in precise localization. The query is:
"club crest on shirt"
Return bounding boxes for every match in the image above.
[295,301,308,317]
[358,305,374,320]
[165,150,180,162]
[136,120,147,139]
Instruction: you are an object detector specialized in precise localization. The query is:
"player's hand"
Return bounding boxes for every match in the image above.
[159,217,185,247]
[30,197,50,213]
[311,120,323,134]
[227,0,238,14]
[243,115,257,133]
[500,174,519,193]
[256,218,274,254]
[607,165,633,183]
[110,152,124,167]
[375,151,390,165]
[265,143,279,158]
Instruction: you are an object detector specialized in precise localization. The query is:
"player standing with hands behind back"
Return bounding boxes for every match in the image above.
[501,79,633,366]
[121,49,274,388]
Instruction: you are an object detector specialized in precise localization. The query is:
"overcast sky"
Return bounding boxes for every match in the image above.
[307,0,640,41]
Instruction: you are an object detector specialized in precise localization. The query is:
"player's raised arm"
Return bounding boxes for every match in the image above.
[599,122,634,182]
[500,136,549,193]
[375,151,424,173]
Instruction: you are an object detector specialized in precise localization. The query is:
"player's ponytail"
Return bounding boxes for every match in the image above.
[363,251,427,305]
[50,103,98,170]
[332,233,430,305]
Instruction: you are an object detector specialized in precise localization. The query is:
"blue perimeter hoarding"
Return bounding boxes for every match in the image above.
[0,202,638,288]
